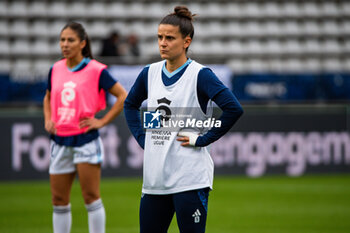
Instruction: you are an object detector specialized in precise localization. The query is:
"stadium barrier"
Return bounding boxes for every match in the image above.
[1,105,349,180]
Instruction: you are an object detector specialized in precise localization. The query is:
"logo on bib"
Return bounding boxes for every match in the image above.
[61,81,76,106]
[155,97,172,122]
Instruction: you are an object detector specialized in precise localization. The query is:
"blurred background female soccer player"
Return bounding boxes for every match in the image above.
[43,22,126,233]
[124,6,243,233]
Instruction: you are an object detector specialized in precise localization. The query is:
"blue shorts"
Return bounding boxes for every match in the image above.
[140,188,210,233]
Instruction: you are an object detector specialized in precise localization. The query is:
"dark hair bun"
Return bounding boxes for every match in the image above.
[174,6,196,21]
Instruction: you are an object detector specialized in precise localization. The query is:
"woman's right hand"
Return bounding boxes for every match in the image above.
[45,120,56,134]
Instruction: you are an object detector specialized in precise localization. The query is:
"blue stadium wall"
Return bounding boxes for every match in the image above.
[1,68,350,104]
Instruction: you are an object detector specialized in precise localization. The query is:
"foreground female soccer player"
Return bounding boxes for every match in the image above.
[124,6,243,233]
[43,22,126,233]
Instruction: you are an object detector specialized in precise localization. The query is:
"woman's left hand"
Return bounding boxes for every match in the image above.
[177,132,199,147]
[79,117,104,132]
[176,136,190,146]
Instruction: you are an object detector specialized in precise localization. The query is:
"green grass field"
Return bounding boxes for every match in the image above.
[1,174,350,233]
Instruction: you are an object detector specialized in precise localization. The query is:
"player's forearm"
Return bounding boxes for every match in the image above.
[100,82,127,127]
[196,89,243,147]
[124,104,145,149]
[43,91,51,122]
[100,96,125,127]
[196,108,242,146]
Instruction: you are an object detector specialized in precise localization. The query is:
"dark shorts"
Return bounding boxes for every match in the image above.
[140,188,210,233]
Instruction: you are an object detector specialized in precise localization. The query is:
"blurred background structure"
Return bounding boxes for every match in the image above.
[0,0,350,105]
[0,0,349,180]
